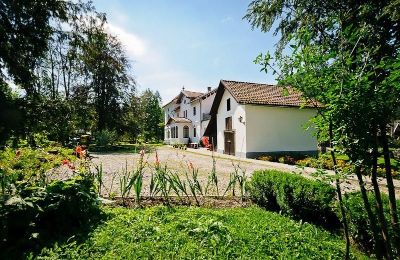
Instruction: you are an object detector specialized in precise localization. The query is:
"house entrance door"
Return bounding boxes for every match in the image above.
[224,131,235,155]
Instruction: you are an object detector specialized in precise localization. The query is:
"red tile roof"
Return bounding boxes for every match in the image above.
[221,80,320,108]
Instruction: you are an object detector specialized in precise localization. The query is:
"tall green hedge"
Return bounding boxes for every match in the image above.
[246,170,339,228]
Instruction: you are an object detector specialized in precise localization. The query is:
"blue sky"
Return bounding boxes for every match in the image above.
[92,0,278,104]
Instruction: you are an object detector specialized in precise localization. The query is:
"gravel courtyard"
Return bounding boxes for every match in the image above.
[90,146,271,197]
[85,145,400,198]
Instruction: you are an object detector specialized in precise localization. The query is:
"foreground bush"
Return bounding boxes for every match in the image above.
[0,146,75,194]
[342,191,400,254]
[0,174,101,258]
[34,206,364,259]
[246,170,339,228]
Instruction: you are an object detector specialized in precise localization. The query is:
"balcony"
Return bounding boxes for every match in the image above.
[202,113,211,121]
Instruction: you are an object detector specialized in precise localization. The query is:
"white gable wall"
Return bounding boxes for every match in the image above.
[216,90,247,157]
[180,96,201,143]
[245,105,317,157]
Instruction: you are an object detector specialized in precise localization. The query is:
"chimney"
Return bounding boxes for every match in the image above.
[207,87,211,92]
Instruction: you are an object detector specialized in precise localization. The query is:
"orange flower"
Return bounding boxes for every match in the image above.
[188,161,194,170]
[75,145,82,154]
[155,151,160,166]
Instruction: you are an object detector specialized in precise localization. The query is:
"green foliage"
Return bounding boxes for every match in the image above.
[33,206,364,259]
[247,170,339,228]
[0,147,75,194]
[0,174,101,258]
[246,2,400,255]
[296,155,351,172]
[342,192,400,254]
[256,152,310,164]
[94,129,118,147]
[139,89,164,142]
[0,83,23,146]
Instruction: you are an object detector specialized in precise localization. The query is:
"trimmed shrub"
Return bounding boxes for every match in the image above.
[247,170,338,228]
[342,191,400,254]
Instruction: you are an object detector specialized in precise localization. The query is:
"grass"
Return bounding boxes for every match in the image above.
[34,206,367,259]
[89,143,163,154]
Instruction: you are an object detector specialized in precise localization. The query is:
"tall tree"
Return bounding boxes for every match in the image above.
[246,0,400,257]
[140,89,163,142]
[80,16,134,131]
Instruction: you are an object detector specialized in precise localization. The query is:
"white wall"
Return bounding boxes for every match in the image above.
[245,105,317,155]
[163,102,180,124]
[200,93,215,115]
[167,123,192,145]
[216,90,247,157]
[180,97,201,143]
[164,91,216,144]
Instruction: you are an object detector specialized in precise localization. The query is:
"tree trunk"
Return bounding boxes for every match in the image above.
[354,166,384,259]
[371,132,392,259]
[380,123,400,255]
[329,122,350,259]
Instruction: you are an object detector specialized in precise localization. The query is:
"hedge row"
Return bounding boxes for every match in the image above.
[246,170,400,255]
[246,170,339,228]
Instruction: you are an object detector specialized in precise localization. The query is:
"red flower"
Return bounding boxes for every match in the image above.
[62,159,70,165]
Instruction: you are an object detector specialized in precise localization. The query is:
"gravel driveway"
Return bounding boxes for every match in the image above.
[88,146,400,198]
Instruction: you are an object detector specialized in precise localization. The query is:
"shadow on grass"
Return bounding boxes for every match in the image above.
[1,210,109,259]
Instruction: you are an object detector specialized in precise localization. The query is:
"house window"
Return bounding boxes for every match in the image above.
[227,98,231,111]
[183,125,189,138]
[194,127,196,137]
[167,129,170,139]
[225,117,232,130]
[175,126,178,138]
[184,110,187,118]
[193,106,196,116]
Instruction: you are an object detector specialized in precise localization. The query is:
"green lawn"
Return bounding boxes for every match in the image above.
[35,206,367,259]
[89,143,163,154]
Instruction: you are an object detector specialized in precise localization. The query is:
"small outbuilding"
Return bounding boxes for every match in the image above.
[204,80,320,158]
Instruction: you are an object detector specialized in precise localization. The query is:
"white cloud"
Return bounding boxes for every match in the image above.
[137,69,204,104]
[105,23,205,104]
[106,23,147,58]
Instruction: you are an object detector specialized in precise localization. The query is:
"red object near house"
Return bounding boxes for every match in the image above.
[201,136,212,150]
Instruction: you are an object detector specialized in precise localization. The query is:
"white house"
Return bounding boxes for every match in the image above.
[163,87,216,145]
[204,80,319,158]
